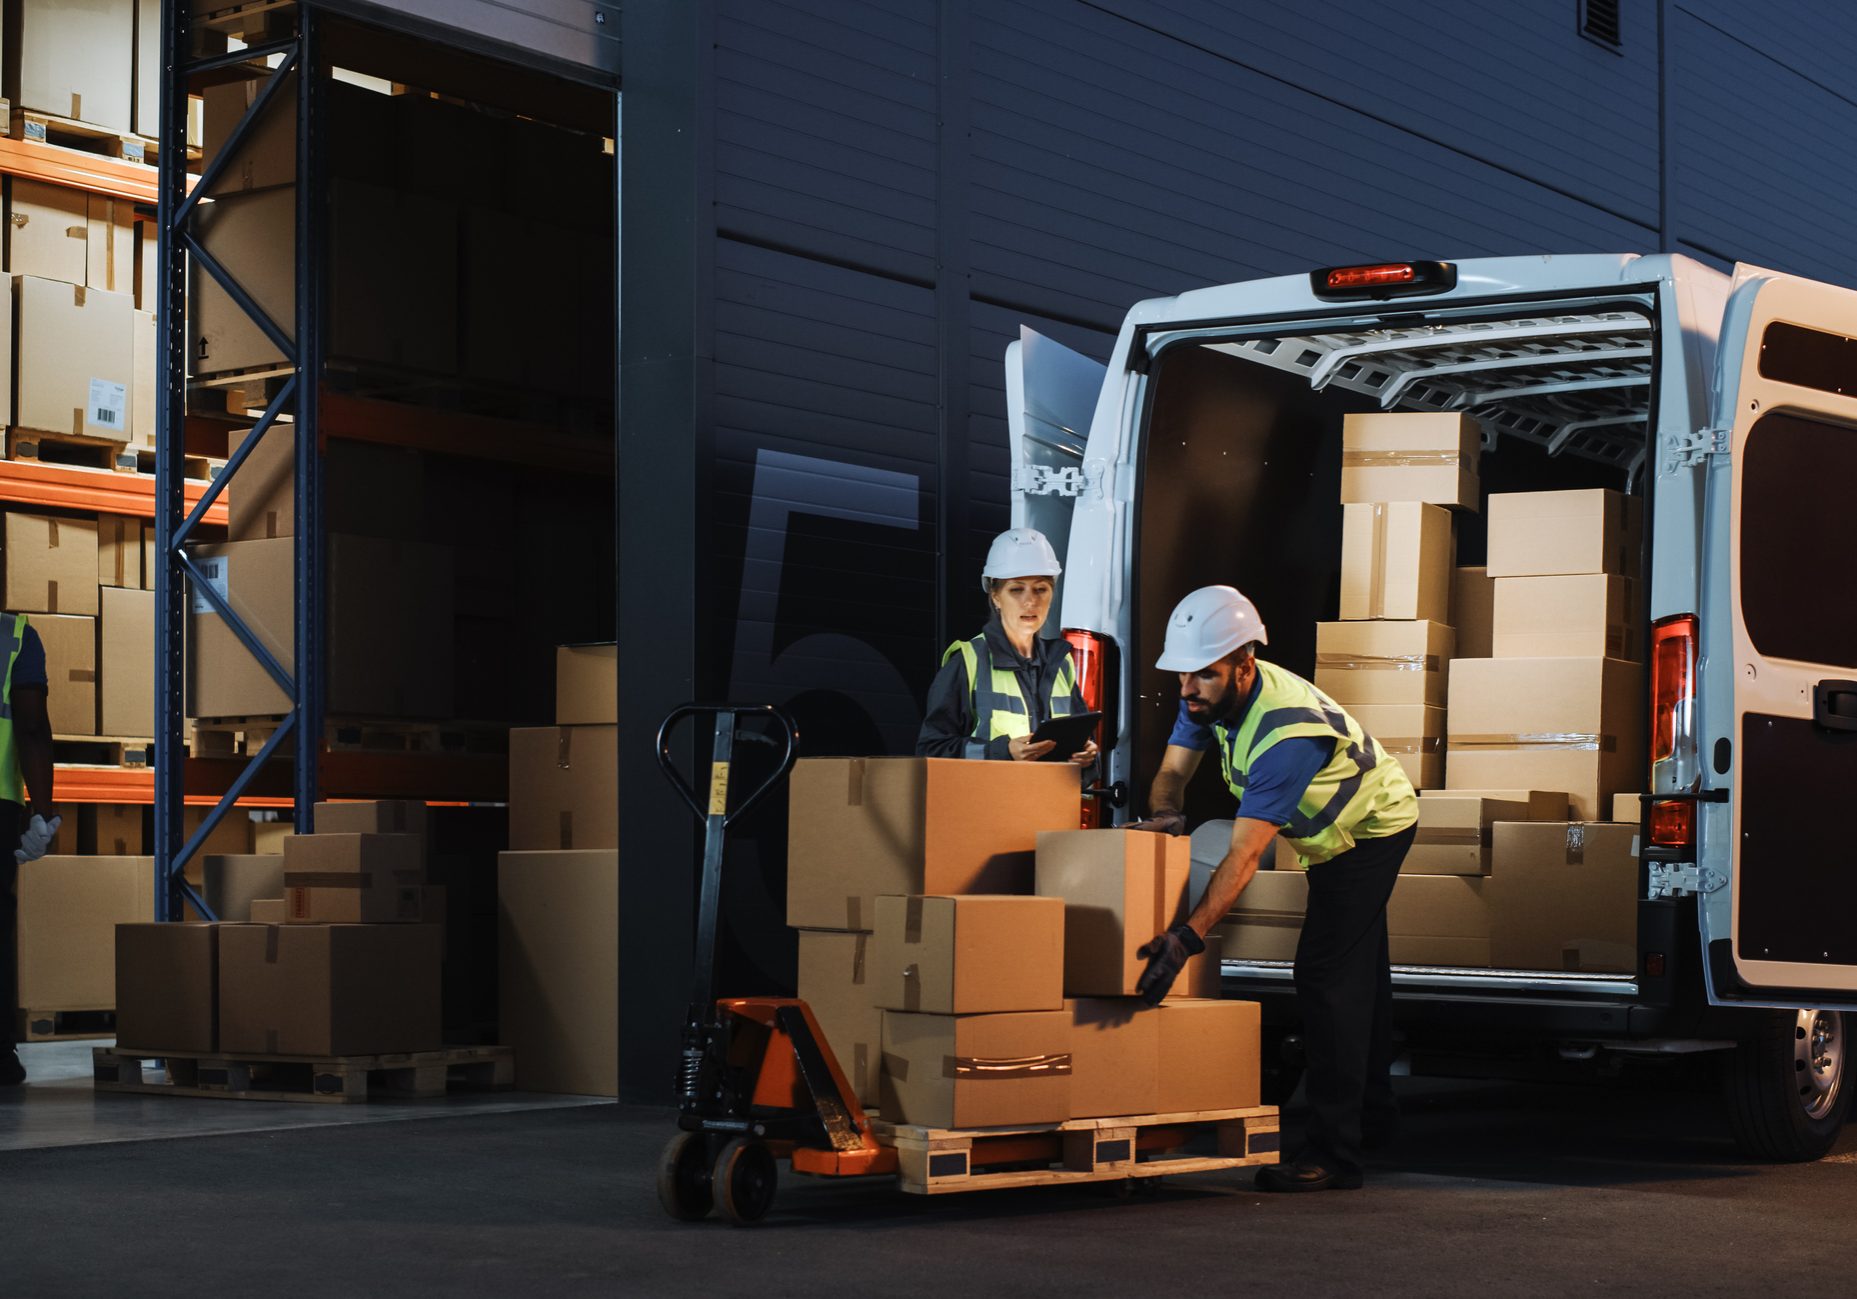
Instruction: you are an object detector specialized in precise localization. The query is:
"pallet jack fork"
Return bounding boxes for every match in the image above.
[653,703,897,1226]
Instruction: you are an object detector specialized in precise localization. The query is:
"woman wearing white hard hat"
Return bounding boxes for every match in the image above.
[915,528,1098,765]
[1128,584,1418,1195]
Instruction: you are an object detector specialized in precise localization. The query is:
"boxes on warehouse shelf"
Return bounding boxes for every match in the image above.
[139,522,155,590]
[1153,999,1262,1114]
[183,806,256,857]
[226,425,428,543]
[1223,869,1307,963]
[99,515,141,589]
[93,802,145,856]
[1033,829,1215,998]
[797,929,881,1106]
[1338,501,1453,623]
[5,512,99,616]
[328,180,461,376]
[202,74,296,195]
[1348,703,1445,791]
[1386,874,1492,967]
[1314,620,1453,708]
[17,856,153,1012]
[879,1009,1072,1129]
[313,800,429,839]
[134,219,156,315]
[86,193,136,296]
[1405,791,1568,876]
[100,586,154,737]
[1487,822,1638,973]
[1486,489,1643,579]
[1446,656,1645,822]
[6,180,87,284]
[497,849,618,1096]
[218,922,443,1056]
[870,895,1064,1015]
[190,186,293,375]
[114,922,217,1053]
[786,757,1082,932]
[15,276,134,442]
[31,612,97,736]
[132,310,155,444]
[507,726,616,852]
[253,818,290,855]
[6,0,135,131]
[1452,567,1495,659]
[204,854,286,924]
[281,833,426,925]
[133,0,158,136]
[1065,998,1161,1119]
[556,642,617,725]
[1340,412,1480,511]
[1493,574,1642,661]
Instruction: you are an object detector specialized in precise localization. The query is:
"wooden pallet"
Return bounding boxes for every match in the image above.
[8,428,133,472]
[870,1105,1280,1195]
[9,107,154,166]
[20,1009,116,1042]
[193,716,507,759]
[112,445,223,482]
[52,735,153,769]
[93,1043,516,1104]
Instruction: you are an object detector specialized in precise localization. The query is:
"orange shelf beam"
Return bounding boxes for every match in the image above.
[0,135,161,204]
[0,459,229,524]
[53,763,291,807]
[55,753,507,806]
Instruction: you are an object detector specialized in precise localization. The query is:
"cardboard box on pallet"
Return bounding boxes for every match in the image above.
[498,849,618,1096]
[556,643,617,725]
[1493,574,1642,661]
[871,895,1064,1014]
[1340,412,1480,511]
[282,833,426,924]
[880,1009,1072,1128]
[17,856,153,1013]
[202,76,297,195]
[133,0,159,137]
[131,309,155,444]
[5,512,99,615]
[1154,999,1262,1113]
[6,179,87,284]
[218,922,443,1056]
[1223,869,1307,962]
[115,922,217,1053]
[100,586,154,736]
[1488,822,1638,973]
[797,929,881,1106]
[1034,829,1215,998]
[1314,620,1453,708]
[1065,998,1160,1119]
[1405,791,1565,876]
[204,854,286,923]
[787,758,1082,932]
[1487,488,1643,579]
[190,186,293,375]
[1446,656,1645,822]
[1339,502,1453,623]
[1386,874,1492,966]
[5,0,134,131]
[99,515,141,589]
[508,726,616,852]
[1350,703,1445,790]
[86,193,135,296]
[32,612,97,735]
[94,802,145,856]
[15,276,133,443]
[1452,566,1495,659]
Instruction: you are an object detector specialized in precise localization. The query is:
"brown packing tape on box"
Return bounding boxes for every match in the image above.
[899,897,925,1010]
[1342,451,1466,469]
[69,668,94,683]
[1370,502,1387,618]
[942,1052,1073,1080]
[851,932,867,984]
[284,873,380,888]
[1415,827,1483,847]
[1453,732,1618,753]
[1376,736,1444,755]
[1316,653,1441,673]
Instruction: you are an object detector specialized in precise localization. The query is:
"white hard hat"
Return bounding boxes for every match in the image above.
[981,528,1062,591]
[1154,585,1268,672]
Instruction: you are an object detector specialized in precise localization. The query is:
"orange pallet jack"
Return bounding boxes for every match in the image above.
[654,704,897,1225]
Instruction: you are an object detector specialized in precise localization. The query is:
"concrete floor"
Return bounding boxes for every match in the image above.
[5,1065,1857,1296]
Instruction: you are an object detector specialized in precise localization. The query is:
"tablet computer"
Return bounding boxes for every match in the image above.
[1029,711,1102,760]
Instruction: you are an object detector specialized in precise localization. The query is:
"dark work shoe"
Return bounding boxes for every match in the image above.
[1255,1159,1364,1193]
[0,1048,23,1087]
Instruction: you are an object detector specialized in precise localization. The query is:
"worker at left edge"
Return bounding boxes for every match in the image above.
[1,610,65,1088]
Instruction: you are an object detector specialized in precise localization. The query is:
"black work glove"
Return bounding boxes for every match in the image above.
[1135,923,1206,1006]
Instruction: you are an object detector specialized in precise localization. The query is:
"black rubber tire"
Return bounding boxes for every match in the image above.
[713,1138,778,1225]
[656,1131,714,1221]
[1724,1009,1851,1162]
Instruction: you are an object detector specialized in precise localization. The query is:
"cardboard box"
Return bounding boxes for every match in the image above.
[1224,870,1307,962]
[16,277,134,442]
[1488,822,1638,972]
[6,179,87,284]
[1341,412,1480,511]
[133,0,159,136]
[508,725,616,852]
[328,180,460,376]
[787,758,1082,932]
[99,515,141,589]
[1066,997,1160,1119]
[1339,502,1453,622]
[16,856,153,1010]
[249,898,286,924]
[281,832,426,924]
[1387,874,1492,966]
[218,922,443,1056]
[134,217,156,315]
[204,853,286,923]
[1406,792,1562,876]
[140,521,155,590]
[115,922,217,1052]
[226,425,427,542]
[131,309,155,444]
[1493,574,1641,661]
[1446,656,1645,821]
[190,186,293,375]
[7,0,135,130]
[1453,567,1494,659]
[183,806,255,857]
[871,895,1064,1014]
[313,800,429,839]
[497,849,618,1095]
[1611,792,1643,824]
[556,642,617,725]
[100,586,153,736]
[202,76,296,195]
[32,612,97,735]
[1154,999,1262,1113]
[86,193,136,295]
[1349,703,1445,791]
[1487,489,1643,579]
[252,818,290,855]
[6,512,100,615]
[797,929,881,1105]
[94,802,144,855]
[1034,829,1207,997]
[1441,789,1570,820]
[1315,620,1453,708]
[880,1009,1072,1128]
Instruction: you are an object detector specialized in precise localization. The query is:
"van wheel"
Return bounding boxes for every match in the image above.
[1724,1008,1850,1162]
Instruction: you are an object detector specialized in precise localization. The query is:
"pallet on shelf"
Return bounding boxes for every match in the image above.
[7,428,133,473]
[53,736,153,769]
[93,1043,516,1104]
[192,716,509,760]
[869,1105,1280,1195]
[20,1008,116,1042]
[7,108,154,168]
[112,445,223,482]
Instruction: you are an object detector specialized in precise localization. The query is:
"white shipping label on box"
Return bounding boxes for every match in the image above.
[190,554,229,614]
[88,378,128,434]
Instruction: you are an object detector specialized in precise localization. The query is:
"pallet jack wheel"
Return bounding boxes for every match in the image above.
[713,1137,778,1225]
[657,1131,714,1221]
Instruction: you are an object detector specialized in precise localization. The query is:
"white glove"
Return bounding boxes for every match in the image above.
[15,813,60,865]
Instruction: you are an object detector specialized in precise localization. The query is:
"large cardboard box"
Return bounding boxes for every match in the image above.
[1340,412,1480,511]
[226,425,427,542]
[281,833,425,924]
[115,922,217,1052]
[100,586,153,736]
[17,856,153,1011]
[1487,489,1643,578]
[1339,502,1453,622]
[204,853,285,923]
[1349,703,1445,791]
[6,512,99,615]
[6,179,87,283]
[1315,620,1453,708]
[1066,997,1160,1119]
[313,799,428,839]
[498,849,618,1095]
[1154,999,1261,1113]
[1406,792,1562,876]
[33,612,97,735]
[99,514,141,589]
[132,308,155,443]
[787,758,1081,932]
[556,642,617,725]
[190,186,293,375]
[507,725,616,851]
[1611,792,1644,824]
[1452,566,1494,659]
[870,894,1064,1014]
[133,0,159,136]
[86,193,136,296]
[1034,829,1211,997]
[1387,874,1492,966]
[218,922,443,1056]
[1489,822,1638,973]
[797,929,881,1106]
[7,0,135,130]
[184,805,255,856]
[202,76,296,195]
[1447,656,1645,822]
[1493,574,1641,661]
[880,1009,1072,1128]
[16,277,133,442]
[93,801,144,855]
[1445,789,1570,820]
[1224,869,1307,962]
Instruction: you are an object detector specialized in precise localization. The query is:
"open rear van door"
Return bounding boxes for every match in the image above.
[1005,327,1106,629]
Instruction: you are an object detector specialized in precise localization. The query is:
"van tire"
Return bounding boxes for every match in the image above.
[1724,1009,1849,1162]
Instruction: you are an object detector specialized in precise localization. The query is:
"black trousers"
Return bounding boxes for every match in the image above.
[0,800,25,1048]
[1292,823,1416,1175]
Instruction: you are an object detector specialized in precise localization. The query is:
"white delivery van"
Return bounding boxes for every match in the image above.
[1008,254,1857,1160]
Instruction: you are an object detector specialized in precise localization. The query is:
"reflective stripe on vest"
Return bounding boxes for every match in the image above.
[943,635,1076,756]
[1216,659,1416,865]
[0,612,27,803]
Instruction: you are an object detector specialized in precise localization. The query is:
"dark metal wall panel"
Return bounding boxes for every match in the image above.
[1674,0,1857,99]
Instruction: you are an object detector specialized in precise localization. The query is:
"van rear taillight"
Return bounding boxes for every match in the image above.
[1649,799,1696,850]
[1649,614,1698,767]
[1310,260,1457,301]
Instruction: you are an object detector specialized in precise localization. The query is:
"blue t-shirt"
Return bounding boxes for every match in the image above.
[10,625,46,690]
[1166,675,1331,827]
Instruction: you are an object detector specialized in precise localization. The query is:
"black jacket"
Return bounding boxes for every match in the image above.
[916,611,1087,760]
